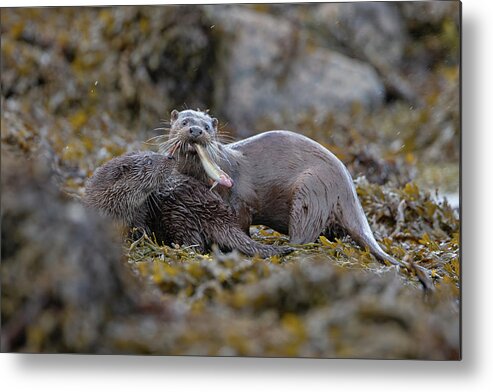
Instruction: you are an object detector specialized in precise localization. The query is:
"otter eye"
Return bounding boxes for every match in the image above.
[205,125,209,131]
[182,120,187,126]
[146,158,153,165]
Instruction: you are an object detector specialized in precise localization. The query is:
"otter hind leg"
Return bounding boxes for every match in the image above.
[289,174,332,244]
[323,224,347,241]
[212,225,294,258]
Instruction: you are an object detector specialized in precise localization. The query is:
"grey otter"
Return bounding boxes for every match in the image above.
[161,110,431,284]
[84,151,293,258]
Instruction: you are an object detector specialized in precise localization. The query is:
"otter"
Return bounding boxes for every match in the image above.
[84,151,167,233]
[160,110,431,283]
[84,151,293,258]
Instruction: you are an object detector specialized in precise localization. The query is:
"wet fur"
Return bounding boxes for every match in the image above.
[84,151,293,258]
[144,174,293,257]
[84,151,170,232]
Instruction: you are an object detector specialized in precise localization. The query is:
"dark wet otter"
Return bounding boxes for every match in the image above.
[84,151,293,258]
[85,151,168,233]
[161,110,430,279]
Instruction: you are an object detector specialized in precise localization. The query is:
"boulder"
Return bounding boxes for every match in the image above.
[312,2,406,68]
[205,5,384,135]
[310,2,418,103]
[399,1,460,25]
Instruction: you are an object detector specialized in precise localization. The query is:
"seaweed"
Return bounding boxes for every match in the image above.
[1,4,459,358]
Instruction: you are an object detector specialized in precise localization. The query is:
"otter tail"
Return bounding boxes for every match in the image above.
[214,227,295,258]
[340,190,433,291]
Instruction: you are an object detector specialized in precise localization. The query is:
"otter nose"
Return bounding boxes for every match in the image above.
[189,127,203,138]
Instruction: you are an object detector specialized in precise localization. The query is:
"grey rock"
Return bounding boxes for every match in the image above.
[313,2,406,68]
[206,5,384,135]
[309,2,419,103]
[399,1,460,25]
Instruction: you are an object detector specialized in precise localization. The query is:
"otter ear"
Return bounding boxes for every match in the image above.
[114,163,130,179]
[212,117,218,131]
[170,110,179,123]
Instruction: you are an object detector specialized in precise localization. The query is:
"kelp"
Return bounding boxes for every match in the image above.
[1,150,459,358]
[1,5,459,358]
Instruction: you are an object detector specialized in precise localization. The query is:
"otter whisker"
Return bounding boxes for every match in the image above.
[147,134,168,142]
[180,142,191,167]
[158,138,181,154]
[147,192,160,219]
[168,141,180,155]
[144,135,169,145]
[157,143,169,154]
[217,130,235,137]
[218,121,230,130]
[152,127,170,133]
[216,127,236,143]
[169,140,181,157]
[145,138,174,148]
[217,135,236,144]
[217,127,233,136]
[184,145,189,166]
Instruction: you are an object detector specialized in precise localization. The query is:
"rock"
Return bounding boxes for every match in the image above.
[310,2,418,103]
[313,3,406,68]
[205,5,384,135]
[399,1,460,25]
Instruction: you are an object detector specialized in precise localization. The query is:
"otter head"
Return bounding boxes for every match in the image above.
[121,151,174,195]
[85,152,174,223]
[160,109,233,189]
[168,109,219,153]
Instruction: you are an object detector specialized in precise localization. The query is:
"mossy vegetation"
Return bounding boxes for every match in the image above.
[1,4,459,358]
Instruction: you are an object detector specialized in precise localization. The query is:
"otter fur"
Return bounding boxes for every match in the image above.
[85,151,168,233]
[84,151,293,258]
[161,109,430,280]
